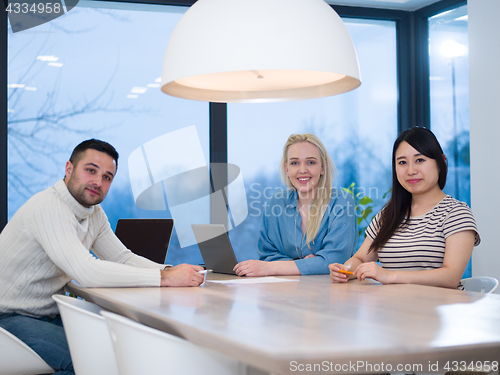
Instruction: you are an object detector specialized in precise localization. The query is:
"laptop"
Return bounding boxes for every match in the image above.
[191,224,238,275]
[115,219,174,264]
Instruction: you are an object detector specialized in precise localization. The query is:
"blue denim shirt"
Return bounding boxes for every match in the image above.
[257,188,357,275]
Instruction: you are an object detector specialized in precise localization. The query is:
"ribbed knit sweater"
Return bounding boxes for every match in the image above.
[0,179,165,317]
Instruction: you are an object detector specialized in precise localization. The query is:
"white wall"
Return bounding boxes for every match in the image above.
[469,0,500,291]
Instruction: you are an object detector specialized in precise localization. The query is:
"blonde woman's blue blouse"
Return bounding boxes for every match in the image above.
[258,189,357,275]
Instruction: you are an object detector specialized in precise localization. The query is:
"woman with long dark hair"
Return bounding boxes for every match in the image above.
[330,127,480,288]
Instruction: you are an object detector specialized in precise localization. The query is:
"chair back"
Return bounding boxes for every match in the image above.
[52,295,119,375]
[461,276,499,294]
[101,310,247,375]
[0,326,54,375]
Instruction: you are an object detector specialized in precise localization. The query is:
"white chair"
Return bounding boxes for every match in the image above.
[0,326,54,375]
[461,276,499,294]
[52,295,119,375]
[101,310,248,375]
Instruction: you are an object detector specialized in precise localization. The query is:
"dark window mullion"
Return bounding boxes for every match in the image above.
[1,11,7,231]
[396,11,416,132]
[413,12,430,129]
[209,102,228,228]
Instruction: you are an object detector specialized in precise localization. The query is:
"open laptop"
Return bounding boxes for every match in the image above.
[115,219,174,264]
[191,224,238,275]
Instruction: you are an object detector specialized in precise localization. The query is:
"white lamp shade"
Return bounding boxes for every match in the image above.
[161,0,361,103]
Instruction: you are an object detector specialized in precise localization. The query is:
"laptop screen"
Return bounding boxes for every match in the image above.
[115,219,174,264]
[192,224,238,275]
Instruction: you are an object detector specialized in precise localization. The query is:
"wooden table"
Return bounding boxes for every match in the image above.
[67,275,500,375]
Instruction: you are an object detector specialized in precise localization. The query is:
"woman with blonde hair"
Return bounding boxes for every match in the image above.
[234,133,357,276]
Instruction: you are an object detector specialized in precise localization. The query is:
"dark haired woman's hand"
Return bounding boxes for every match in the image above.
[329,263,352,283]
[354,262,394,284]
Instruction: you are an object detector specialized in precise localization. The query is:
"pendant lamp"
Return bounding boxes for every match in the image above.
[161,0,361,103]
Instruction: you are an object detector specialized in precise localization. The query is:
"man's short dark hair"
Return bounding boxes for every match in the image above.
[69,139,119,170]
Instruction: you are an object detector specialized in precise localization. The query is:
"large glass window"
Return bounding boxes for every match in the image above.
[429,5,469,205]
[228,19,398,261]
[428,4,471,277]
[7,1,209,265]
[5,1,476,275]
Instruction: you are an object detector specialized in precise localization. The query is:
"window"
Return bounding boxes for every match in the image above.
[7,1,209,265]
[428,4,471,277]
[228,19,397,260]
[7,2,462,269]
[429,4,469,205]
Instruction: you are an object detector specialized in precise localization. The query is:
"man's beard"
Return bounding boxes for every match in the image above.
[66,178,104,207]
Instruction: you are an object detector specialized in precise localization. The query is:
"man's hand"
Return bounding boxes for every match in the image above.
[160,264,204,287]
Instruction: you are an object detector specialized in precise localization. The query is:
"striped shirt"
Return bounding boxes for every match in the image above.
[366,196,480,271]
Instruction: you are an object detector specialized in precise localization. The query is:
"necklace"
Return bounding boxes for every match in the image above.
[294,207,305,259]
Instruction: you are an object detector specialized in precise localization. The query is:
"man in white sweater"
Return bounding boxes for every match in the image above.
[0,139,204,374]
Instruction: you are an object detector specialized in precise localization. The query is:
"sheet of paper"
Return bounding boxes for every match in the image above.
[207,277,299,285]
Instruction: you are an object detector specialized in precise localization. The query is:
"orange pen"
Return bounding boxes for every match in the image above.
[337,269,353,275]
